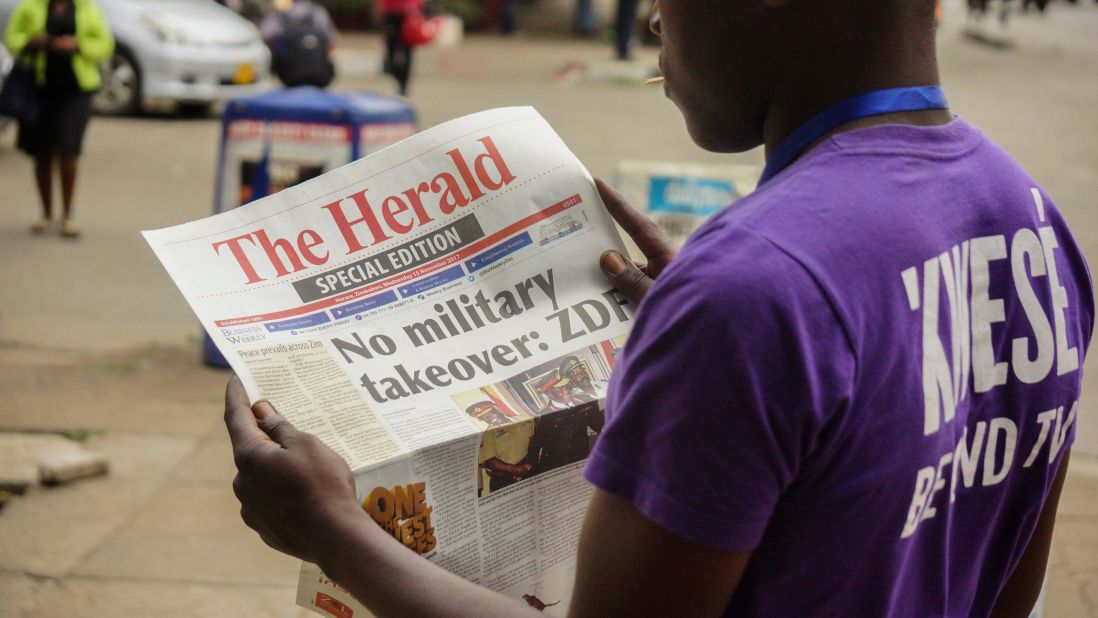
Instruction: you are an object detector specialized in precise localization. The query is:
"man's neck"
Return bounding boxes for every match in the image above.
[760,30,947,161]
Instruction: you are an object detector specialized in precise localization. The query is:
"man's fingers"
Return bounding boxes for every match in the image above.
[596,178,654,239]
[225,377,300,450]
[253,400,301,446]
[601,250,654,305]
[595,178,676,266]
[225,375,273,451]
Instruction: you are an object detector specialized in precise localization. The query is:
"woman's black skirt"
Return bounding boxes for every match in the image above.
[18,91,93,157]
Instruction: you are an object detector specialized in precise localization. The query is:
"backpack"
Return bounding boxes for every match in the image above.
[273,10,335,88]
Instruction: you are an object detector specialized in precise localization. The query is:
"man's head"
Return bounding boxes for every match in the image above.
[560,357,592,389]
[466,402,509,427]
[652,0,940,153]
[536,373,575,407]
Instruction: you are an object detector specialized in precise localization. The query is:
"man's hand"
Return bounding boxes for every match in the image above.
[483,457,533,479]
[515,462,533,478]
[595,178,677,305]
[225,380,543,618]
[225,375,362,564]
[48,35,79,54]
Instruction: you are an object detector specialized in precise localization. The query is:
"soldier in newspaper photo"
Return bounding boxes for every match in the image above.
[150,0,1091,615]
[533,373,591,412]
[559,355,608,401]
[528,400,602,475]
[458,347,610,499]
[464,401,513,428]
[476,418,534,496]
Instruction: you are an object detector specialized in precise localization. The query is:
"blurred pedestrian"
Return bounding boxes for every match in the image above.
[498,0,517,35]
[574,0,596,35]
[613,0,641,60]
[964,0,1015,45]
[3,0,114,238]
[261,0,338,88]
[377,0,423,96]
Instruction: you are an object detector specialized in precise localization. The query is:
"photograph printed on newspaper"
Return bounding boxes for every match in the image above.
[143,107,634,616]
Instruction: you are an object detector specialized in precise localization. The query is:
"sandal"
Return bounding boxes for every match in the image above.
[60,219,81,239]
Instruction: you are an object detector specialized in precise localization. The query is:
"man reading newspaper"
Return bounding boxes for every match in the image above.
[225,0,1092,615]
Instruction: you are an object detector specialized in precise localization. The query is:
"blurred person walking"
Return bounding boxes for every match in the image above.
[574,0,596,35]
[377,0,423,96]
[3,0,113,238]
[965,0,1017,46]
[612,0,641,60]
[261,0,338,88]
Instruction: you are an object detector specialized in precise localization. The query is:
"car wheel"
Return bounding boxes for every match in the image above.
[94,48,141,115]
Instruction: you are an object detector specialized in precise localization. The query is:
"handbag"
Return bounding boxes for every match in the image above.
[0,50,41,126]
[400,11,440,47]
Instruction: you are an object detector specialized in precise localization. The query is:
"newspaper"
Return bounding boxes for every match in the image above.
[144,107,633,617]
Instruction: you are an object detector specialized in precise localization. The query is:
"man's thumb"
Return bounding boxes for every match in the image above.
[600,250,651,305]
[253,400,298,445]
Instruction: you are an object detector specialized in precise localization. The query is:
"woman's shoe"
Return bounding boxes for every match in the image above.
[31,218,53,235]
[60,219,81,239]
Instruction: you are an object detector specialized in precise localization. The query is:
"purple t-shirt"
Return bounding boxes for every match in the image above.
[585,119,1093,616]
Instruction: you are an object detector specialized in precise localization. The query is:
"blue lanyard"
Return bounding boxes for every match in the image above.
[758,86,949,185]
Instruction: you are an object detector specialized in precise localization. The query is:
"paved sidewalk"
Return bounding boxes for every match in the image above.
[0,344,312,618]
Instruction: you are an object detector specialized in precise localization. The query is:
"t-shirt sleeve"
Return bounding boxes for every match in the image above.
[584,226,856,552]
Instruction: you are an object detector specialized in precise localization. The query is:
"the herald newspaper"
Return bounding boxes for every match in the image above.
[144,107,633,617]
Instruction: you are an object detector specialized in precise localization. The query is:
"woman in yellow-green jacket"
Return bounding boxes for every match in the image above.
[4,0,113,238]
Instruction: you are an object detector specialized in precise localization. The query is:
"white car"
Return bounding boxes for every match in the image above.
[1,0,271,115]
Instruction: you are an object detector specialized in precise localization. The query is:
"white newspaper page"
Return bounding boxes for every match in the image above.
[144,107,633,616]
